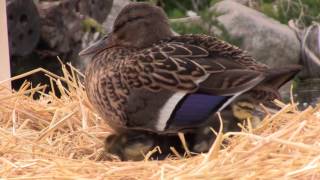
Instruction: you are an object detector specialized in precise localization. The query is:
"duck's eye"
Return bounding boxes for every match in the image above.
[237,102,254,110]
[102,35,109,40]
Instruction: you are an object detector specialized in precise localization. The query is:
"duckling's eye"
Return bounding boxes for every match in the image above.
[237,102,254,111]
[126,134,148,142]
[105,134,118,145]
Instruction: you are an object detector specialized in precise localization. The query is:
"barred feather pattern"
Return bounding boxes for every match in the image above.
[165,34,269,71]
[85,34,269,127]
[122,42,210,92]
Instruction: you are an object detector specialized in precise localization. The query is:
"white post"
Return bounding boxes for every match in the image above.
[0,1,11,89]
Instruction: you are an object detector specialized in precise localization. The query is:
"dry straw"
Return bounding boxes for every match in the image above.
[0,63,320,179]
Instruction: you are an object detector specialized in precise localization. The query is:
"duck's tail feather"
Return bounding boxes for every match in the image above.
[263,64,302,89]
[245,64,302,106]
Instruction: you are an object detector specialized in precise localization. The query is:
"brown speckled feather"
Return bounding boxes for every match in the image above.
[122,41,209,91]
[81,2,301,132]
[120,34,269,93]
[166,34,269,71]
[85,34,267,130]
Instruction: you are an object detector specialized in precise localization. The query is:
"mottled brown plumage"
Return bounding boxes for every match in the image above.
[80,2,301,133]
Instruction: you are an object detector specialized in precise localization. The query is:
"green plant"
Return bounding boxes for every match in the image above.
[82,18,105,34]
[258,0,320,26]
[170,22,207,35]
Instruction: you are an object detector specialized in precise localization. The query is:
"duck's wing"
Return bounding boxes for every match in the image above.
[122,34,266,96]
[167,34,269,71]
[120,35,270,132]
[169,34,302,99]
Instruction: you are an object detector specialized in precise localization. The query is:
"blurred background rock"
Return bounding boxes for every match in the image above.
[6,0,320,105]
[7,0,114,95]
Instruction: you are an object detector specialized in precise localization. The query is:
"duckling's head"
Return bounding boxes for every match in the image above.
[104,132,155,161]
[79,2,173,56]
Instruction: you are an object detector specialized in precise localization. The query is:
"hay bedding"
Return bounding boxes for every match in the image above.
[0,63,320,179]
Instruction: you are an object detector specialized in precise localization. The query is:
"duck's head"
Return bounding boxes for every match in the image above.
[79,2,173,56]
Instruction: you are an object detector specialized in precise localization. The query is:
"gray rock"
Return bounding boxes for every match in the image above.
[289,21,320,79]
[289,21,320,106]
[232,0,250,5]
[211,0,301,68]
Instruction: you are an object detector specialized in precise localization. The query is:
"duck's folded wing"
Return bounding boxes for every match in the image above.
[122,41,265,96]
[199,69,265,96]
[167,34,269,71]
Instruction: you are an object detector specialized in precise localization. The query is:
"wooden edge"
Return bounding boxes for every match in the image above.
[0,1,11,89]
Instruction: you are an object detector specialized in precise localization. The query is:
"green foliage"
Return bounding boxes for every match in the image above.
[260,3,279,20]
[199,6,244,46]
[210,0,222,6]
[161,0,211,17]
[136,0,211,18]
[136,0,319,35]
[259,0,320,26]
[170,22,207,35]
[136,0,242,45]
[82,18,105,34]
[167,9,185,18]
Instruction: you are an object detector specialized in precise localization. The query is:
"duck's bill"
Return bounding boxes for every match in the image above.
[79,36,111,56]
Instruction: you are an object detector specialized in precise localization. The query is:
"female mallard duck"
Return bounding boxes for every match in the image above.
[80,2,301,134]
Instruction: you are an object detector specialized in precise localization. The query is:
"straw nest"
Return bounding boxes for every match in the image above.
[1,63,320,179]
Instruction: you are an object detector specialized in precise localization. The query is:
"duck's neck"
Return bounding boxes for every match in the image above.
[90,47,135,70]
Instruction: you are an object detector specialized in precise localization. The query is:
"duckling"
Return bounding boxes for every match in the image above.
[102,98,270,161]
[104,130,193,161]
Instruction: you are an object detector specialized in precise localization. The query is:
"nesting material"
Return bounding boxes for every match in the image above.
[0,63,320,179]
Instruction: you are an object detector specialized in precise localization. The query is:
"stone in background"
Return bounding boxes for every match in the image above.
[290,22,320,106]
[208,0,302,100]
[211,0,300,68]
